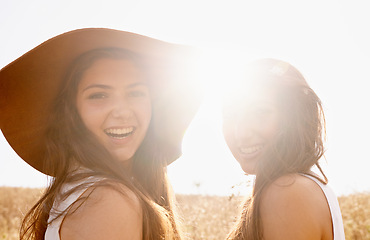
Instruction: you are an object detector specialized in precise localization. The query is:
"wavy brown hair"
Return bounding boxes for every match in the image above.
[20,48,183,240]
[225,58,327,240]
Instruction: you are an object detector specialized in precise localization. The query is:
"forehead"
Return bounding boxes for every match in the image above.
[79,58,145,87]
[225,84,278,108]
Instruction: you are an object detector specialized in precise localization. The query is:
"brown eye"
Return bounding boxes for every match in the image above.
[88,92,108,99]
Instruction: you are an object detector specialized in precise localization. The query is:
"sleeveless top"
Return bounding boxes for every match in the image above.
[44,176,103,240]
[303,174,346,240]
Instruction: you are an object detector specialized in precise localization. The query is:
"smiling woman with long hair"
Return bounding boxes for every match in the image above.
[0,28,202,240]
[223,58,345,240]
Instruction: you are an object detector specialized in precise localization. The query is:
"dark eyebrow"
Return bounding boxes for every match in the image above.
[82,82,147,92]
[82,84,112,92]
[127,82,148,89]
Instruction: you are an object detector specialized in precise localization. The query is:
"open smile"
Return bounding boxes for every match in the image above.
[238,144,264,155]
[104,127,135,139]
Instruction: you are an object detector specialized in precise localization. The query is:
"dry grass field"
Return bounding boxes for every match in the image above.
[0,187,369,240]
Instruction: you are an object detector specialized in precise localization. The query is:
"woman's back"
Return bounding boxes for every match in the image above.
[260,174,345,240]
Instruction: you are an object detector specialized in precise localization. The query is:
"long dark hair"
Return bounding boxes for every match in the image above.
[226,58,326,240]
[20,48,183,240]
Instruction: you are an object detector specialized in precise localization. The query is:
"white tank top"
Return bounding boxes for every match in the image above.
[303,174,346,240]
[44,176,103,240]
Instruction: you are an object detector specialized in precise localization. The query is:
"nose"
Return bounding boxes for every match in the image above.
[110,98,133,120]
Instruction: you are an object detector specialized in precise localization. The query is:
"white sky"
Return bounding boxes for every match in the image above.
[1,0,370,196]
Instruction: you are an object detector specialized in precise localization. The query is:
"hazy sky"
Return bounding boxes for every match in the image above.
[1,0,370,196]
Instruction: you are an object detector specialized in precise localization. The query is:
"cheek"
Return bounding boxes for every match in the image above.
[136,101,152,128]
[262,117,281,141]
[77,109,93,132]
[76,102,105,132]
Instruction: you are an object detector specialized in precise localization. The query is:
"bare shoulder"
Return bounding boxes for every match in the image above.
[60,182,142,240]
[260,174,332,240]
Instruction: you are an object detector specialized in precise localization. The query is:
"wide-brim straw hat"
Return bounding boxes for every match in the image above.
[0,28,202,176]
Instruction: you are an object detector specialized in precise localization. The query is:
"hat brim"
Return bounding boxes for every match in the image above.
[0,28,202,175]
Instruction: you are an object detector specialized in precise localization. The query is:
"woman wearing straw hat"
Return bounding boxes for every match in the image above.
[0,28,202,240]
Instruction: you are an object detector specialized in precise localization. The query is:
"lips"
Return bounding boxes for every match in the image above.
[239,144,263,155]
[104,127,135,139]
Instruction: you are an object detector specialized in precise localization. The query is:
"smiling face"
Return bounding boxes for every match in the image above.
[76,58,152,167]
[222,88,281,174]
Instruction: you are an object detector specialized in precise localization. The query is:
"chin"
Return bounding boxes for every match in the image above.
[112,151,135,163]
[239,161,257,175]
[117,155,134,163]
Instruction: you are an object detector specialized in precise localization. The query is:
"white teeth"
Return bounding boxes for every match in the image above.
[105,127,134,138]
[240,145,263,154]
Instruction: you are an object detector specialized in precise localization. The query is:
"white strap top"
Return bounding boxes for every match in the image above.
[44,176,103,240]
[303,174,346,240]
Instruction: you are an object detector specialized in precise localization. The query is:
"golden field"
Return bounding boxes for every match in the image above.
[0,187,369,240]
